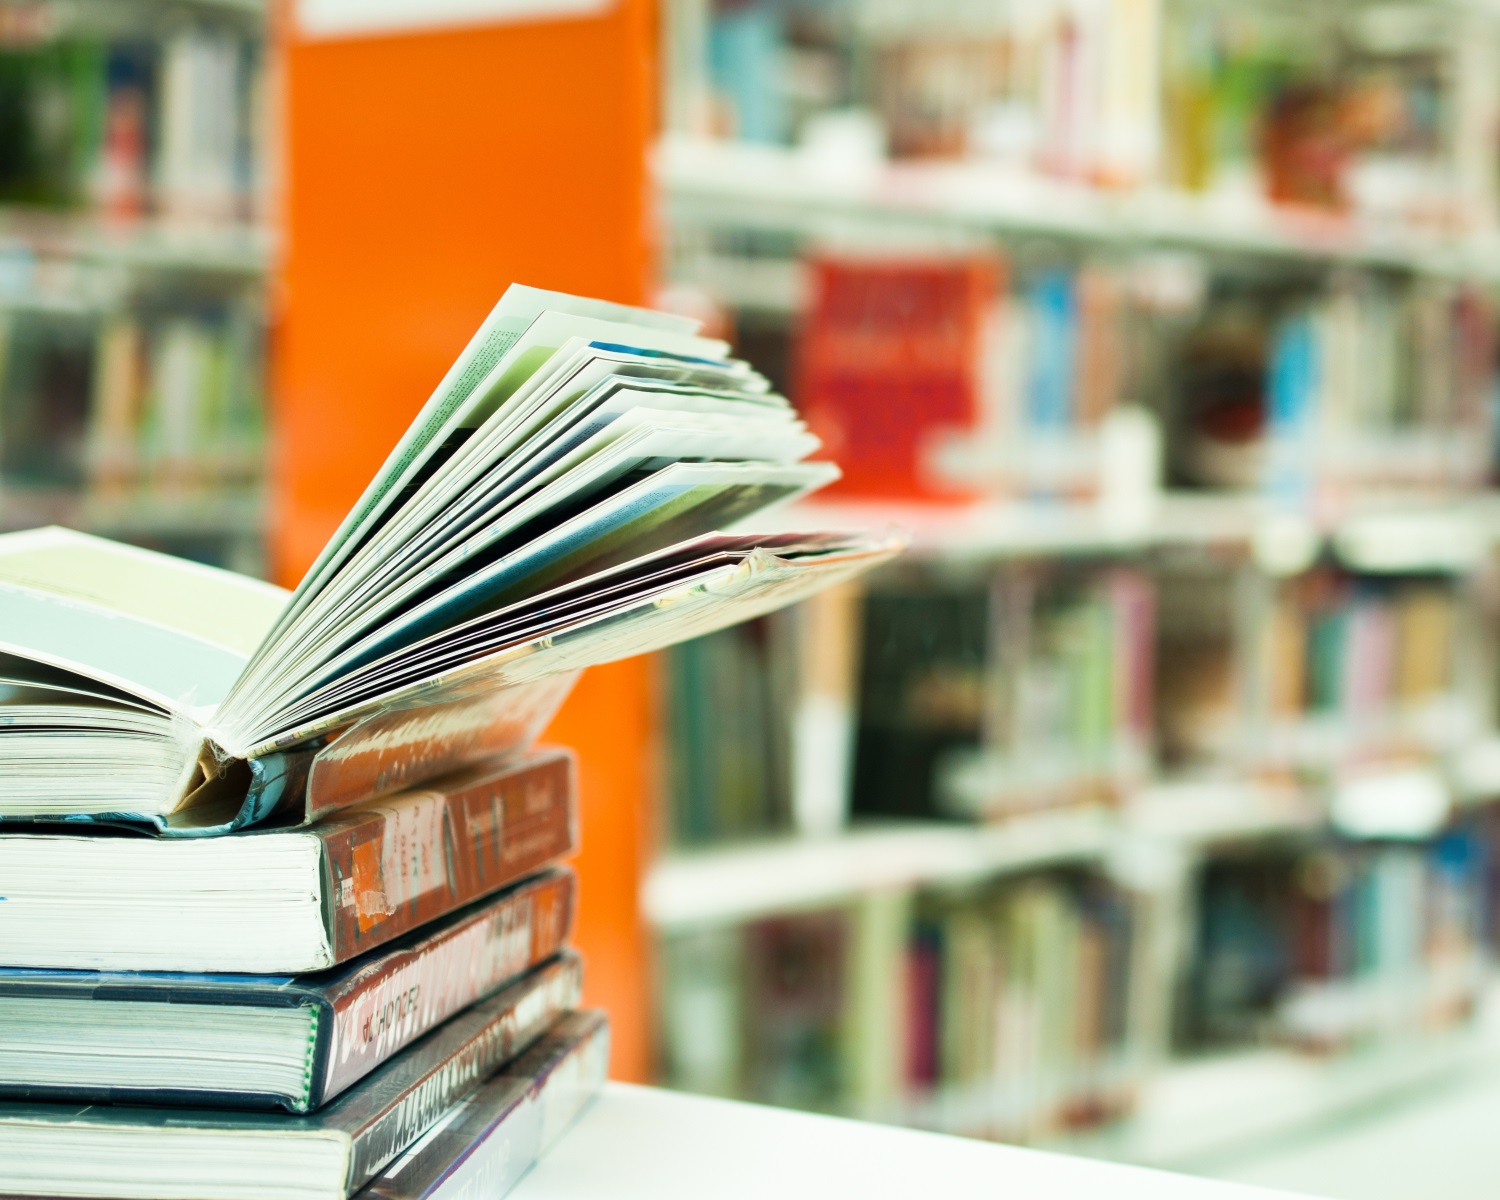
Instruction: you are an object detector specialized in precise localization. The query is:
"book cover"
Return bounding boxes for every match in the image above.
[321,750,576,964]
[358,1010,609,1200]
[0,750,577,974]
[0,874,576,1111]
[0,968,586,1200]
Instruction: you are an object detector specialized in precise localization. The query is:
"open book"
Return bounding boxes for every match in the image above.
[0,285,899,833]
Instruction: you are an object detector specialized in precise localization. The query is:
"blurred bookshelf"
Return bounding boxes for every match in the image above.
[646,0,1500,1171]
[0,0,271,575]
[661,136,1500,282]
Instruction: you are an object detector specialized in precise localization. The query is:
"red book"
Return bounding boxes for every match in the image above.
[797,254,1001,501]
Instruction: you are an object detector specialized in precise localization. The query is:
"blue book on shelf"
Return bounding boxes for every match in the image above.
[1264,310,1319,501]
[1025,270,1078,433]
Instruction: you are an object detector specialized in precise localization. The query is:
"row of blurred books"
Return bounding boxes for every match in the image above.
[8,245,1492,523]
[1191,831,1488,1050]
[676,0,1500,231]
[0,300,265,495]
[662,868,1136,1143]
[658,819,1496,1142]
[666,558,1472,841]
[0,24,267,224]
[702,250,1499,504]
[1161,566,1468,773]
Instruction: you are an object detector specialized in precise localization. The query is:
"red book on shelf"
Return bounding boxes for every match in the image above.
[796,254,1001,502]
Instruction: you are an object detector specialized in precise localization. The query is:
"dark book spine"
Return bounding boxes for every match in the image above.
[313,869,576,1107]
[338,954,583,1192]
[320,750,577,964]
[358,1011,610,1200]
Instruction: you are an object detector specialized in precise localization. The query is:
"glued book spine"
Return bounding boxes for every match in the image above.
[0,873,575,1111]
[0,958,586,1200]
[358,1010,610,1200]
[316,874,575,1106]
[319,749,577,964]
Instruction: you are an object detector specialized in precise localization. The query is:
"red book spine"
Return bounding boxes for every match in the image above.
[318,750,577,964]
[303,677,578,823]
[318,870,576,1103]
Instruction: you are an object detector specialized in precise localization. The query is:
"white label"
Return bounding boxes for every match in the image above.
[297,0,612,39]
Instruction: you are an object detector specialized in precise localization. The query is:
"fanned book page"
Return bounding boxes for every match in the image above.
[0,283,901,832]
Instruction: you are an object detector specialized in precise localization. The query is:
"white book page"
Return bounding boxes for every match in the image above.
[261,462,837,719]
[269,293,706,628]
[245,536,898,755]
[279,540,824,718]
[0,528,287,658]
[299,404,816,662]
[0,653,162,710]
[226,333,744,717]
[0,585,249,716]
[218,460,835,746]
[295,356,776,639]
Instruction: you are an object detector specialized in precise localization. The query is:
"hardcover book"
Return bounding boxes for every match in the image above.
[0,965,585,1200]
[359,1010,609,1200]
[0,749,576,973]
[0,875,576,1110]
[0,283,899,834]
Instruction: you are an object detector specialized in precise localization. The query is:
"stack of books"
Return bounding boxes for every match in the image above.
[0,284,898,1198]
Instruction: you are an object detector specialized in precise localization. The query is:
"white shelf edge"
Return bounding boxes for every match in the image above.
[644,808,1114,931]
[646,753,1500,929]
[0,210,273,276]
[658,136,1500,281]
[1451,736,1500,805]
[1052,999,1500,1171]
[1128,779,1325,844]
[0,487,266,539]
[749,492,1500,569]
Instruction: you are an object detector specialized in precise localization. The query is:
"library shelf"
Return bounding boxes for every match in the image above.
[646,764,1500,930]
[0,209,272,277]
[757,497,1150,561]
[764,492,1494,571]
[30,0,265,19]
[509,1082,1304,1200]
[643,808,1115,931]
[0,487,266,540]
[1451,736,1500,807]
[1128,779,1325,847]
[1050,993,1500,1172]
[658,135,1500,282]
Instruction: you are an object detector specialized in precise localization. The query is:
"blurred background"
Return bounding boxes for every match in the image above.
[4,0,1500,1195]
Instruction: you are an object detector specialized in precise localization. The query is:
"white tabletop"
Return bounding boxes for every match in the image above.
[511,1083,1310,1199]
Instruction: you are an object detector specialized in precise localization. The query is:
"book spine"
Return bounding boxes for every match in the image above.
[340,955,584,1191]
[315,870,576,1106]
[357,1011,610,1200]
[321,751,577,964]
[303,680,576,823]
